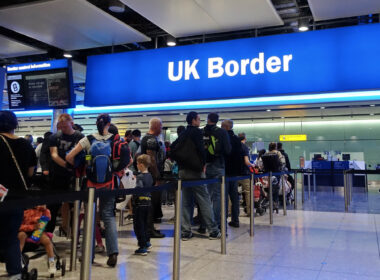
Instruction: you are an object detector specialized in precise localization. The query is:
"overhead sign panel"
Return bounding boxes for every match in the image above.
[85,24,380,107]
[279,135,307,142]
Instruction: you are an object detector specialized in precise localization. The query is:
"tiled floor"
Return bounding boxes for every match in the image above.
[2,185,380,279]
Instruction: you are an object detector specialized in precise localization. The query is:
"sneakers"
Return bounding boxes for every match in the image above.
[9,274,22,280]
[146,242,152,251]
[134,247,148,256]
[209,231,222,240]
[181,232,193,241]
[95,245,105,254]
[228,221,240,228]
[149,230,165,238]
[48,259,57,275]
[197,227,206,234]
[106,253,118,267]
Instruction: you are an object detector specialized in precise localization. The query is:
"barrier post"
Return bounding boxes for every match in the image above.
[173,180,182,280]
[269,172,273,225]
[70,177,81,271]
[350,172,353,204]
[80,187,96,280]
[294,171,298,210]
[282,174,287,216]
[307,173,311,200]
[313,168,317,193]
[221,176,227,255]
[249,174,255,237]
[344,171,348,212]
[301,171,304,204]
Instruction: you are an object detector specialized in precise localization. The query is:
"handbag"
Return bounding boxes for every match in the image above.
[0,134,28,191]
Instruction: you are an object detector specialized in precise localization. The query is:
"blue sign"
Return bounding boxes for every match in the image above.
[85,24,380,107]
[6,59,68,74]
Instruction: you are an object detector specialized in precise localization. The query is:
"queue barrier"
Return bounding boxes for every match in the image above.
[0,171,295,280]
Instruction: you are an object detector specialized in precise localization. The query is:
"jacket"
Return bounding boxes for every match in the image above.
[204,124,231,169]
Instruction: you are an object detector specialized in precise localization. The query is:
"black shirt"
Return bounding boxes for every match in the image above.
[0,135,37,199]
[133,172,153,206]
[49,130,84,178]
[241,143,251,175]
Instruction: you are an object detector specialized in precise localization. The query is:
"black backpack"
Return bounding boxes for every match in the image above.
[171,135,203,172]
[261,153,282,172]
[203,126,221,163]
[111,134,131,172]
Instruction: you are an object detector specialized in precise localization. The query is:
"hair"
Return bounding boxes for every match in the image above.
[277,142,283,150]
[96,114,111,136]
[73,124,84,132]
[177,125,186,135]
[186,111,198,125]
[57,113,72,123]
[108,123,119,135]
[137,154,151,168]
[37,137,44,144]
[149,117,162,129]
[207,112,219,124]
[238,132,246,141]
[268,142,277,151]
[0,111,18,133]
[25,134,33,144]
[221,119,233,130]
[44,131,53,139]
[258,149,266,157]
[132,129,141,137]
[124,130,132,138]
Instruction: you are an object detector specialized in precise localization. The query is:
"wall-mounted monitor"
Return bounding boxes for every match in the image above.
[6,59,74,110]
[342,154,351,161]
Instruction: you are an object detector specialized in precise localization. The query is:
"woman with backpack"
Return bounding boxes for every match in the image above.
[66,114,119,267]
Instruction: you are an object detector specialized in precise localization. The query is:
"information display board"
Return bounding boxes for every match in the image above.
[6,59,74,110]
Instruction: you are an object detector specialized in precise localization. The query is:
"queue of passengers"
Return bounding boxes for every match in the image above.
[0,110,292,279]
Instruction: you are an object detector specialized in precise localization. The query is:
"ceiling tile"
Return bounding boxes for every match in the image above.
[0,34,46,59]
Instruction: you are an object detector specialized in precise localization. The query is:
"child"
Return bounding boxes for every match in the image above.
[18,205,56,275]
[133,154,153,256]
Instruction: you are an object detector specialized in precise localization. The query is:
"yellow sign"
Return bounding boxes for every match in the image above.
[279,134,307,141]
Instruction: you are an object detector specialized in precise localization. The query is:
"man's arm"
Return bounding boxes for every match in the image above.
[146,149,160,180]
[222,130,231,155]
[50,146,67,168]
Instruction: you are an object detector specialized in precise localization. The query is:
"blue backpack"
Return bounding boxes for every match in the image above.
[86,135,113,185]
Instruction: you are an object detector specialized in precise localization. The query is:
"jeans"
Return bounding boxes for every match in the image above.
[99,194,118,256]
[0,210,23,276]
[226,180,240,224]
[133,204,150,248]
[206,165,225,228]
[179,169,219,235]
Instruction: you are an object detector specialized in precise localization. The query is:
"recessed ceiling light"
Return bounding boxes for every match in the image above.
[370,104,376,107]
[167,35,176,47]
[109,0,125,13]
[370,113,375,116]
[266,109,271,112]
[298,18,309,32]
[320,106,325,109]
[63,53,72,58]
[281,117,285,119]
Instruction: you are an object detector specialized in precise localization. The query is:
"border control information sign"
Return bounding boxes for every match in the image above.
[85,24,380,107]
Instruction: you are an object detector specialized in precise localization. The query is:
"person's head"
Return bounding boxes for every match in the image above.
[238,132,246,143]
[43,131,53,140]
[258,149,266,157]
[277,142,283,150]
[221,119,233,131]
[108,123,119,135]
[207,112,219,125]
[132,129,141,140]
[137,154,151,172]
[25,134,33,145]
[149,117,162,136]
[0,111,18,134]
[186,111,201,127]
[36,137,44,145]
[268,142,277,151]
[124,130,132,142]
[96,113,111,136]
[58,113,74,135]
[177,125,186,135]
[73,124,84,132]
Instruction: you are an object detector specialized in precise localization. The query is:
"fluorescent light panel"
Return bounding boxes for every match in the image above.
[13,89,380,116]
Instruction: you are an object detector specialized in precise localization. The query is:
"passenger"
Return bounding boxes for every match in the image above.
[203,112,231,229]
[237,133,255,216]
[66,113,119,267]
[24,134,34,147]
[132,154,153,256]
[72,123,84,132]
[46,113,84,234]
[108,123,119,135]
[39,131,53,189]
[176,125,186,136]
[277,142,294,198]
[255,149,266,172]
[140,118,165,238]
[129,129,141,174]
[124,129,133,144]
[18,205,56,275]
[0,111,37,280]
[221,119,243,228]
[35,137,44,173]
[170,111,221,240]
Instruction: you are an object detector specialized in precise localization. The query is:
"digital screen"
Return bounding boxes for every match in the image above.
[6,59,74,110]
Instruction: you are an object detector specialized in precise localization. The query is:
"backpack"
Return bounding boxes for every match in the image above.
[261,152,282,173]
[225,133,244,176]
[203,126,221,163]
[171,135,203,172]
[86,135,113,185]
[111,134,131,172]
